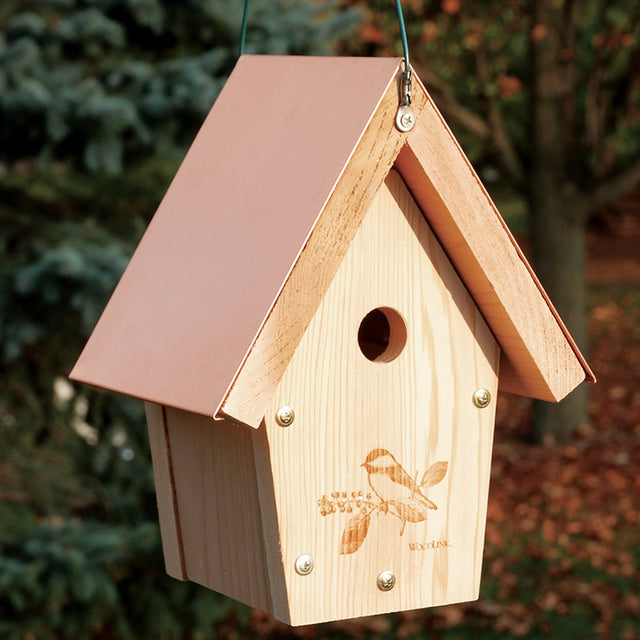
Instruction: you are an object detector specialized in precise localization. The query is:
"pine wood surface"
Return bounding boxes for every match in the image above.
[264,172,500,625]
[396,82,592,400]
[219,77,428,427]
[163,407,279,614]
[144,402,186,580]
[223,69,591,427]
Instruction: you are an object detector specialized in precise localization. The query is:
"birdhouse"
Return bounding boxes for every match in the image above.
[70,56,594,626]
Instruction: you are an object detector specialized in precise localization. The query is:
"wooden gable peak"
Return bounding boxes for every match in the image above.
[70,56,593,430]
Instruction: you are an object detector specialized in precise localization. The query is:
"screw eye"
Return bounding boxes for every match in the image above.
[395,105,415,132]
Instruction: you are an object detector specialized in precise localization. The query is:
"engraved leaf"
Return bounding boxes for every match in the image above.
[394,499,429,523]
[340,512,371,555]
[421,461,448,488]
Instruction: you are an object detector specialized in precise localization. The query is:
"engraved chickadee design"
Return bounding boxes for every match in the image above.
[361,448,438,512]
[318,449,448,555]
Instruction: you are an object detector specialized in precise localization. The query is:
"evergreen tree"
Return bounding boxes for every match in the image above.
[0,0,359,173]
[0,2,358,637]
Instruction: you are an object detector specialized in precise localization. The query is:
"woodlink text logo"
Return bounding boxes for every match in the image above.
[317,449,448,555]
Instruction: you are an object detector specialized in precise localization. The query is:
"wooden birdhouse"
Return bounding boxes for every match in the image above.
[70,56,594,626]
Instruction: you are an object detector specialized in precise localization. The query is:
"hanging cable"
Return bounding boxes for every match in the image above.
[394,0,412,114]
[240,0,410,70]
[238,0,415,129]
[239,0,251,56]
[394,0,410,72]
[393,0,414,130]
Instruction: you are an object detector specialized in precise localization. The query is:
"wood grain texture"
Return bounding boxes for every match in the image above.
[397,79,592,401]
[219,76,428,428]
[264,171,500,625]
[144,402,186,580]
[164,408,282,614]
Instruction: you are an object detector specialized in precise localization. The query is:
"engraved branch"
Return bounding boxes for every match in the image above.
[318,450,448,555]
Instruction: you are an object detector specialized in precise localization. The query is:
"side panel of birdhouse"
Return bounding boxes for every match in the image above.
[151,406,282,614]
[145,402,187,580]
[264,170,500,625]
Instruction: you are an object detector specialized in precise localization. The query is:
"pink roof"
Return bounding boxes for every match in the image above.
[70,55,402,416]
[71,55,593,426]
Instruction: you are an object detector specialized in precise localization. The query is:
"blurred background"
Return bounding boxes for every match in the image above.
[0,0,638,638]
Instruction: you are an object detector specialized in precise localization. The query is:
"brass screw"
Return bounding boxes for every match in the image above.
[294,554,314,576]
[275,405,295,427]
[472,388,491,409]
[377,570,396,592]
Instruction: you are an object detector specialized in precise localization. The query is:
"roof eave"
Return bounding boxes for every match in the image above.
[396,72,593,400]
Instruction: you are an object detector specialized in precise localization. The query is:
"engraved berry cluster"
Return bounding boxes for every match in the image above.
[317,491,377,516]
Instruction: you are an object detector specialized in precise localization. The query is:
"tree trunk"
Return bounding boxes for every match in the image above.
[529,195,588,443]
[529,0,589,443]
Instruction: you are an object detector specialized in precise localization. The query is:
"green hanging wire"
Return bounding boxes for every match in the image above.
[239,0,411,73]
[238,0,413,119]
[394,0,410,72]
[239,0,251,56]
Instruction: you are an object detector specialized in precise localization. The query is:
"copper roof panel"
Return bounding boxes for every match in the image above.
[70,56,401,416]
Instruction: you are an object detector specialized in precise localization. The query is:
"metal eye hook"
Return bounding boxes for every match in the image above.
[401,66,412,107]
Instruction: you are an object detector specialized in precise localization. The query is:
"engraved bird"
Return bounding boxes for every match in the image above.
[361,448,438,511]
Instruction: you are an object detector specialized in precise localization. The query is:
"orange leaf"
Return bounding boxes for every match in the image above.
[441,0,460,15]
[421,461,448,488]
[394,499,429,523]
[340,512,370,555]
[358,24,386,45]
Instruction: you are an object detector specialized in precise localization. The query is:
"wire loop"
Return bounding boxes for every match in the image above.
[238,0,413,118]
[239,0,411,74]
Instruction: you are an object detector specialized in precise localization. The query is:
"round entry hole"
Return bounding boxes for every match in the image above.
[357,307,407,363]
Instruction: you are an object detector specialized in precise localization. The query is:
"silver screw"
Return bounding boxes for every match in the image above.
[472,388,491,409]
[376,570,396,591]
[294,554,314,576]
[401,112,414,128]
[275,405,295,427]
[395,106,416,132]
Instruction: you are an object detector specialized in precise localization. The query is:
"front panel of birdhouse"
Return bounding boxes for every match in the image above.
[264,171,500,625]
